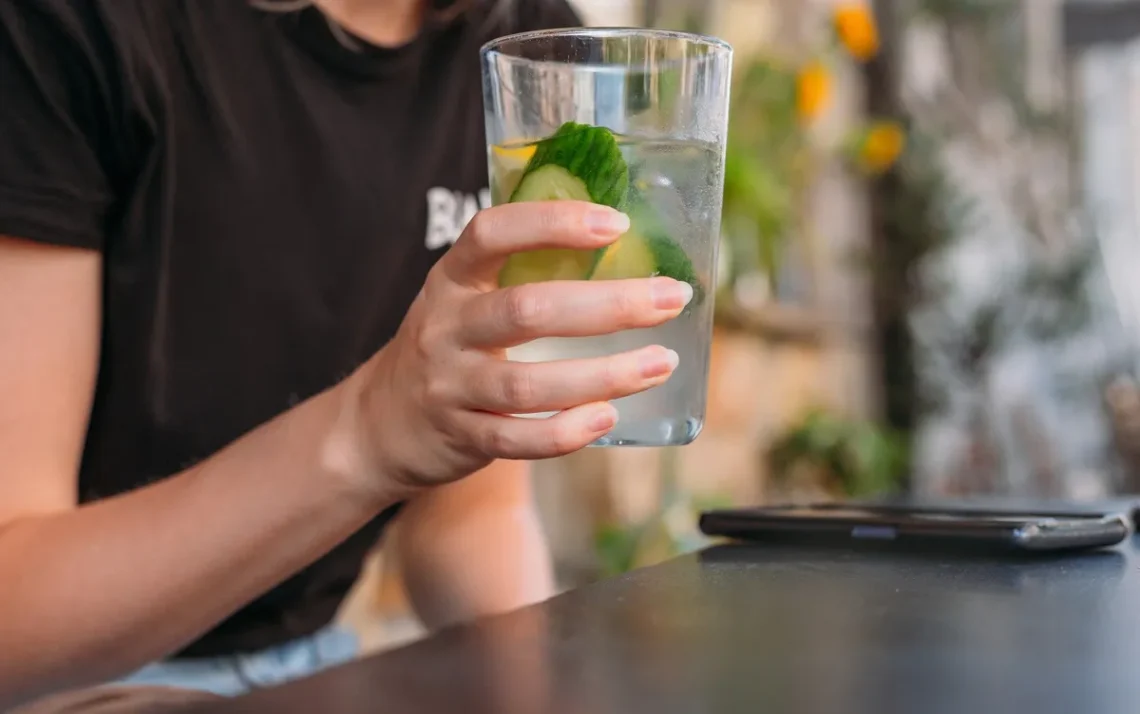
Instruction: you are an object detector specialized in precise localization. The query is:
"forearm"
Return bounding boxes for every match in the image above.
[399,464,555,630]
[0,377,397,708]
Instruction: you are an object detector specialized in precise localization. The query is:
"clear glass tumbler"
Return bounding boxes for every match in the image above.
[481,28,732,447]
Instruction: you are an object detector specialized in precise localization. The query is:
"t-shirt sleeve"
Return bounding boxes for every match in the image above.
[0,2,116,250]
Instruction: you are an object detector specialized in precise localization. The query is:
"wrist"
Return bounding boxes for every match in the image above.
[322,358,422,508]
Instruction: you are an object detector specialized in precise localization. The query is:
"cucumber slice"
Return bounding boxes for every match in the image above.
[498,165,597,287]
[589,199,704,307]
[511,122,629,209]
[499,248,599,287]
[496,122,632,287]
[589,230,657,281]
[510,164,592,203]
[591,230,701,293]
[644,233,701,293]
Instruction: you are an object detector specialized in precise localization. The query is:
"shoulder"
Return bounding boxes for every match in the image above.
[1,0,251,66]
[0,0,160,52]
[0,0,188,102]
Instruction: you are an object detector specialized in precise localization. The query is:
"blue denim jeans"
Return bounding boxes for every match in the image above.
[114,625,360,697]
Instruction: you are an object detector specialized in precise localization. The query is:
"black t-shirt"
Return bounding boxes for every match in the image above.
[0,0,580,657]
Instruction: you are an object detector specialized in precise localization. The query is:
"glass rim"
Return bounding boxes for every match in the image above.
[480,26,733,62]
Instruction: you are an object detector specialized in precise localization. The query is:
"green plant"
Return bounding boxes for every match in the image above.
[719,3,906,311]
[768,409,908,497]
[720,58,805,289]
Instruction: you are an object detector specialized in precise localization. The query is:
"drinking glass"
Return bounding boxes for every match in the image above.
[481,28,732,446]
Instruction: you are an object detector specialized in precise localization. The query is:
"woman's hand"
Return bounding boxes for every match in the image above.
[349,200,693,495]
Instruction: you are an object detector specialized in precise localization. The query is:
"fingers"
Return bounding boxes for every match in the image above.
[442,201,629,287]
[458,277,694,348]
[463,344,679,414]
[456,402,620,461]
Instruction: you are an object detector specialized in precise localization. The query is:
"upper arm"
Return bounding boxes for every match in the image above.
[396,460,534,537]
[393,460,537,567]
[0,1,114,523]
[393,460,545,626]
[0,239,101,523]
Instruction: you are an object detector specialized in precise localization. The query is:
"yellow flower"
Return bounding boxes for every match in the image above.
[796,61,832,123]
[834,2,880,61]
[857,122,906,174]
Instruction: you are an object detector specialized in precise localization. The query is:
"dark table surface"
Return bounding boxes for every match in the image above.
[184,519,1140,714]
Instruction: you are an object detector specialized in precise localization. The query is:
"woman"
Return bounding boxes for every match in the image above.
[0,0,692,707]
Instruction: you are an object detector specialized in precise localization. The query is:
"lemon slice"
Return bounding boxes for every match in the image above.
[589,204,704,309]
[490,142,537,205]
[492,124,633,287]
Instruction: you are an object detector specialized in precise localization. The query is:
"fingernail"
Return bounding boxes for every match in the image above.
[651,279,694,310]
[589,408,617,433]
[585,208,630,236]
[640,348,680,379]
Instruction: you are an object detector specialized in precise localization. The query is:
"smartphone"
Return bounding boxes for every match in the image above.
[698,503,1131,553]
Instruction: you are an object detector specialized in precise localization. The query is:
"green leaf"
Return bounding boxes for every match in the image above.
[595,524,642,577]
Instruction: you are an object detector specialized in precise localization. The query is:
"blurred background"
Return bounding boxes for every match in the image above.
[343,0,1140,651]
